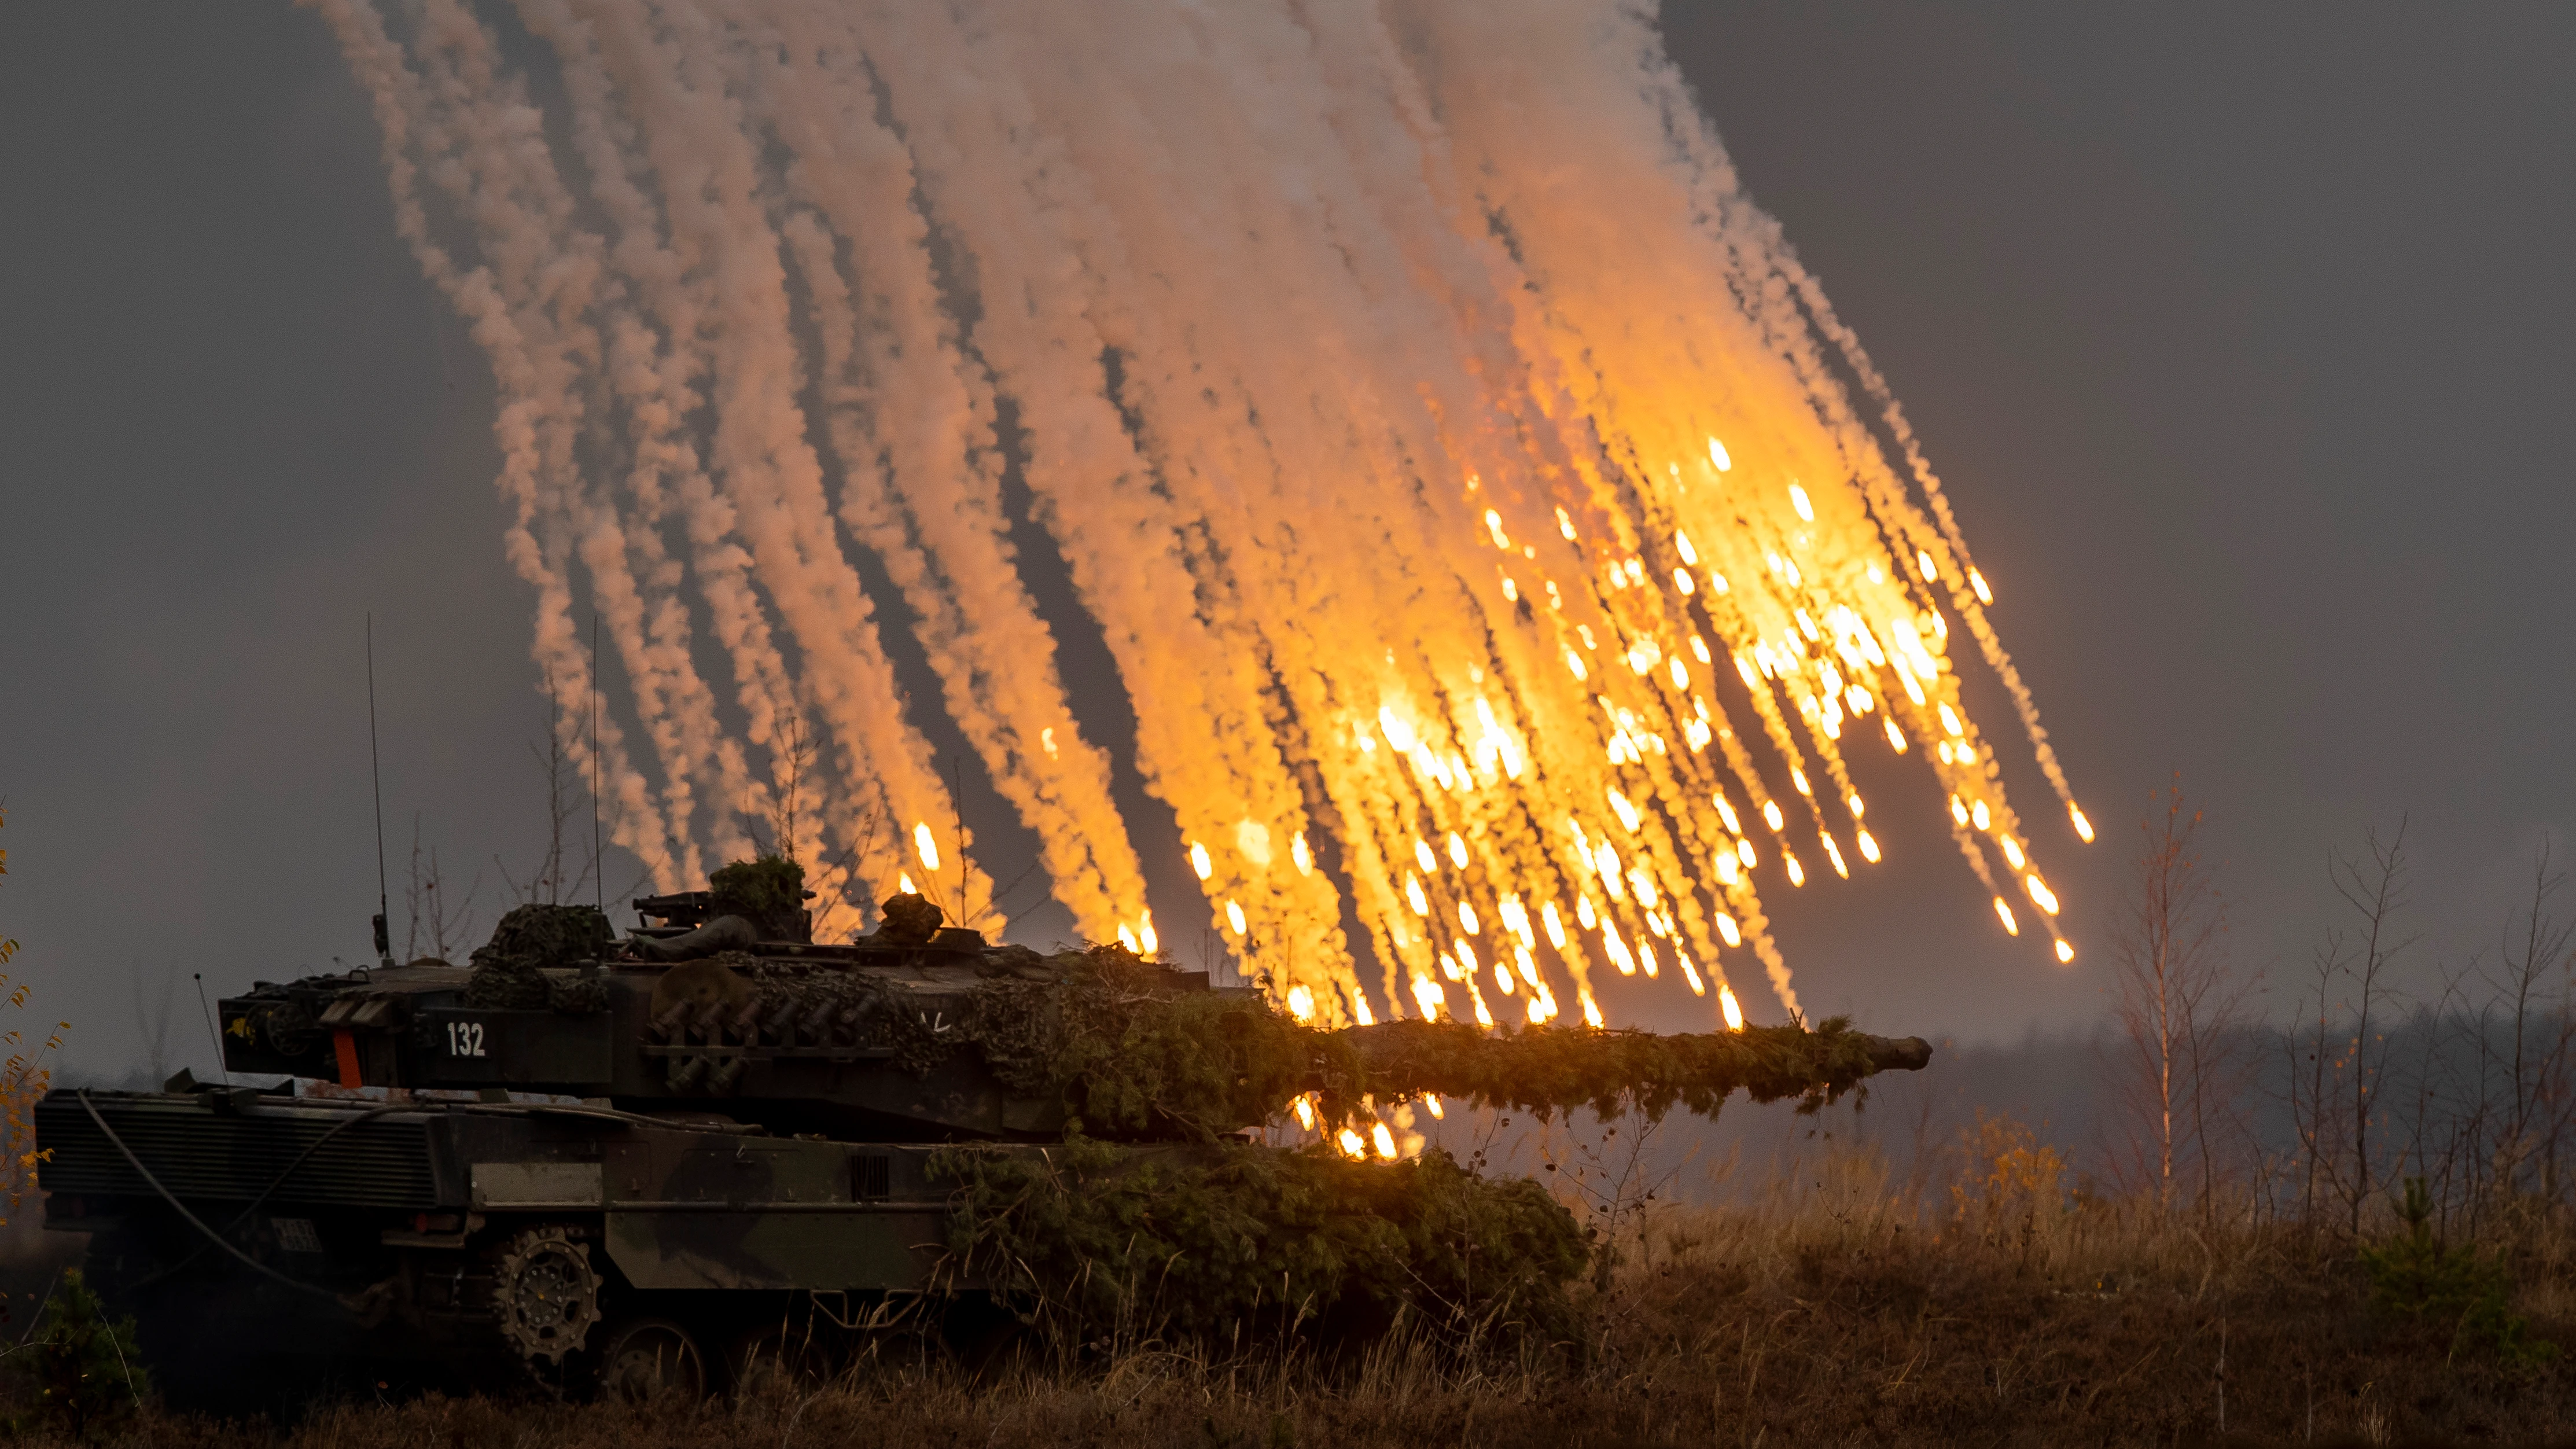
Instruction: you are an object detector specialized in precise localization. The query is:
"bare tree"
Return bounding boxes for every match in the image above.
[806,796,891,942]
[2394,965,2477,1234]
[2109,777,2255,1220]
[2271,827,2576,1237]
[2289,935,2339,1224]
[2485,838,2576,1205]
[904,755,1044,939]
[128,960,174,1086]
[0,807,63,1219]
[956,857,1047,938]
[2327,821,2416,1232]
[499,676,595,907]
[0,803,14,973]
[767,701,811,866]
[2284,823,2415,1231]
[403,813,483,961]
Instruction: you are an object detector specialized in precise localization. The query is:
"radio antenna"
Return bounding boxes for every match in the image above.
[367,615,392,968]
[194,972,227,1086]
[591,612,603,915]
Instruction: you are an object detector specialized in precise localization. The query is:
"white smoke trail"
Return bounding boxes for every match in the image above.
[534,0,1000,921]
[743,9,1152,939]
[311,0,706,885]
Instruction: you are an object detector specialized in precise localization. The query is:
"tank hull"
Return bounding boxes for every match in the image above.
[37,1087,1022,1405]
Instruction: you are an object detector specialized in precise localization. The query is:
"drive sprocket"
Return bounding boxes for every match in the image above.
[491,1224,602,1365]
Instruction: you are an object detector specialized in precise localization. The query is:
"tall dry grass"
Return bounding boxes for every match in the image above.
[9,1128,2573,1448]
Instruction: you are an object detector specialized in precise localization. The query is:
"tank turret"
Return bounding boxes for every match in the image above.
[214,866,1223,1141]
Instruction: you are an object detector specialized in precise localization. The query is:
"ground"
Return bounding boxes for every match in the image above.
[5,1163,2572,1447]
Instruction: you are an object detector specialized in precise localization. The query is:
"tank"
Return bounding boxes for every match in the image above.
[35,858,1931,1407]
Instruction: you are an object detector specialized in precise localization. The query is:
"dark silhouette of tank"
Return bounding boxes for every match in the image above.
[34,859,1930,1407]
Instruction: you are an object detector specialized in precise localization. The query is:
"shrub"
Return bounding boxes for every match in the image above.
[7,1269,149,1439]
[933,1136,1589,1354]
[2360,1176,2557,1371]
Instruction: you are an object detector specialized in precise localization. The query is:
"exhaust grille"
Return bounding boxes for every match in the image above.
[36,1095,439,1210]
[852,1153,892,1200]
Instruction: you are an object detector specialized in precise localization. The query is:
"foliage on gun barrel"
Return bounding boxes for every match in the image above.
[1327,1017,1932,1123]
[955,945,1929,1139]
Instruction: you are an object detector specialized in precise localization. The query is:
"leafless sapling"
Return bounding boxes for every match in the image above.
[2485,837,2576,1207]
[127,961,173,1087]
[498,675,596,907]
[2110,777,2256,1222]
[403,812,482,962]
[2327,821,2417,1232]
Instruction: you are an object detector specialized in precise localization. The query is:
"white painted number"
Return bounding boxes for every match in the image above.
[446,1020,487,1058]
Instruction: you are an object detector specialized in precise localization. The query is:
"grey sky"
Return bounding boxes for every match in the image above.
[3,5,2572,1078]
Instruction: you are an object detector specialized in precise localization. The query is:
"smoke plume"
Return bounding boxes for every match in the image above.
[305,0,2088,1028]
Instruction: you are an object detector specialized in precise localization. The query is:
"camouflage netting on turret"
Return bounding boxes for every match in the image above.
[657,950,976,1080]
[933,1135,1588,1351]
[465,904,614,1012]
[961,946,1333,1137]
[709,855,808,942]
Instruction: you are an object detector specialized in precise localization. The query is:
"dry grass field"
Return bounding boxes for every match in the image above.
[6,1138,2573,1449]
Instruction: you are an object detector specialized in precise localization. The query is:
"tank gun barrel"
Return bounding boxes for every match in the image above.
[1307,1017,1932,1122]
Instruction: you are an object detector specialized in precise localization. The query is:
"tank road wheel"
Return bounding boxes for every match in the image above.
[595,1318,708,1403]
[492,1225,605,1369]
